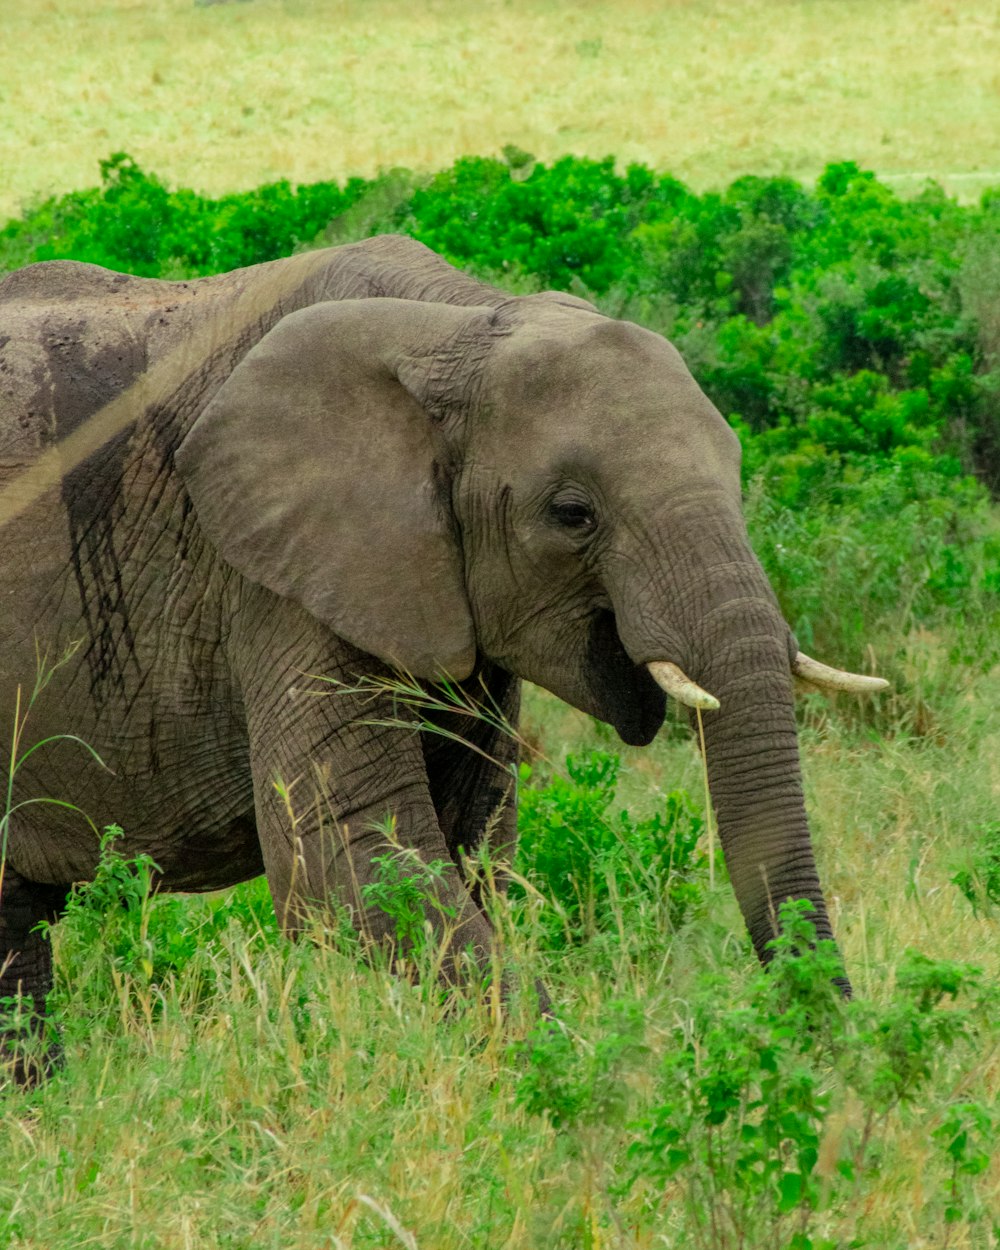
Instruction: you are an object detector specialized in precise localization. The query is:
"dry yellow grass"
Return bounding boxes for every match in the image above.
[3,0,1000,222]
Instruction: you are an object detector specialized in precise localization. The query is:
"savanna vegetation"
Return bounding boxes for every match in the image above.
[2,0,1000,1243]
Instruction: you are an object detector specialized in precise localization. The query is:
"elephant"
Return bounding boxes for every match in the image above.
[0,234,885,1081]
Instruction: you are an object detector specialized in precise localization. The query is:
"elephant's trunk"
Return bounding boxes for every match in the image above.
[613,498,848,990]
[693,601,839,967]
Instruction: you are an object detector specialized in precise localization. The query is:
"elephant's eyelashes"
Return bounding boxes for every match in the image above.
[547,498,597,532]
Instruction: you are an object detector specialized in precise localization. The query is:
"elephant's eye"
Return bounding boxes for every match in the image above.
[547,497,597,532]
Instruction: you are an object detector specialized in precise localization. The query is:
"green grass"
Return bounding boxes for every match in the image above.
[1,666,998,1247]
[3,0,1000,223]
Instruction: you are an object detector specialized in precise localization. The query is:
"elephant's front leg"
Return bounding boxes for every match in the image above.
[234,602,496,980]
[419,667,555,1013]
[420,663,521,903]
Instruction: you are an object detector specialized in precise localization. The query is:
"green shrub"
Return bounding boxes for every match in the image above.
[625,907,998,1247]
[512,901,998,1249]
[49,826,277,1022]
[0,152,357,277]
[361,844,458,970]
[745,456,1000,673]
[951,821,1000,916]
[513,751,707,948]
[515,998,648,1130]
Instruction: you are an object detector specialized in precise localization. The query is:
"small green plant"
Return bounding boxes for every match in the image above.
[513,751,707,947]
[628,905,843,1249]
[54,825,161,994]
[625,901,997,1249]
[49,828,278,1024]
[515,998,647,1131]
[361,840,459,968]
[951,821,1000,915]
[932,1100,997,1229]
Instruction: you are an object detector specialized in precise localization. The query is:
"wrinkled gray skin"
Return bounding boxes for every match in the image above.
[0,235,845,1080]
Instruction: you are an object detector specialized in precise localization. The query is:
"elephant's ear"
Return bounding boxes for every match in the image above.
[176,298,484,680]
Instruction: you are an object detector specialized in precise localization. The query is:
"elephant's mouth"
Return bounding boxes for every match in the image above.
[586,610,666,747]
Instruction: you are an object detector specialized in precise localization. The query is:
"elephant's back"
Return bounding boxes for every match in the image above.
[0,261,217,469]
[0,259,204,308]
[0,266,196,672]
[0,289,144,474]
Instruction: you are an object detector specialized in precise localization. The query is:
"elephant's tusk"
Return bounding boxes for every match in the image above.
[647,661,720,711]
[792,651,890,695]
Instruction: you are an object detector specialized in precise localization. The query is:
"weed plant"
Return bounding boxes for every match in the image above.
[514,750,707,952]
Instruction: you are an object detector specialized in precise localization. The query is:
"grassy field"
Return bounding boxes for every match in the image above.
[1,670,998,1247]
[2,0,1000,222]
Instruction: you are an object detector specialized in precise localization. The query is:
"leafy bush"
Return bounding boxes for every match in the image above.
[515,998,648,1130]
[516,901,999,1248]
[626,907,999,1247]
[361,845,458,971]
[745,458,1000,678]
[50,826,277,1019]
[0,152,362,277]
[951,821,1000,915]
[513,751,707,947]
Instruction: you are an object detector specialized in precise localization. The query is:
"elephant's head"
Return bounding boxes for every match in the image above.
[177,294,883,978]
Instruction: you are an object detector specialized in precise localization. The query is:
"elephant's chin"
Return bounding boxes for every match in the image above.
[586,611,666,747]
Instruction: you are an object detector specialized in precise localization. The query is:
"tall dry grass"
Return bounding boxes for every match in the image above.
[3,0,1000,221]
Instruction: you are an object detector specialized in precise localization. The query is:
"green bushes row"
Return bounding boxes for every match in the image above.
[399,156,1000,500]
[4,152,997,490]
[0,153,366,279]
[3,152,998,676]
